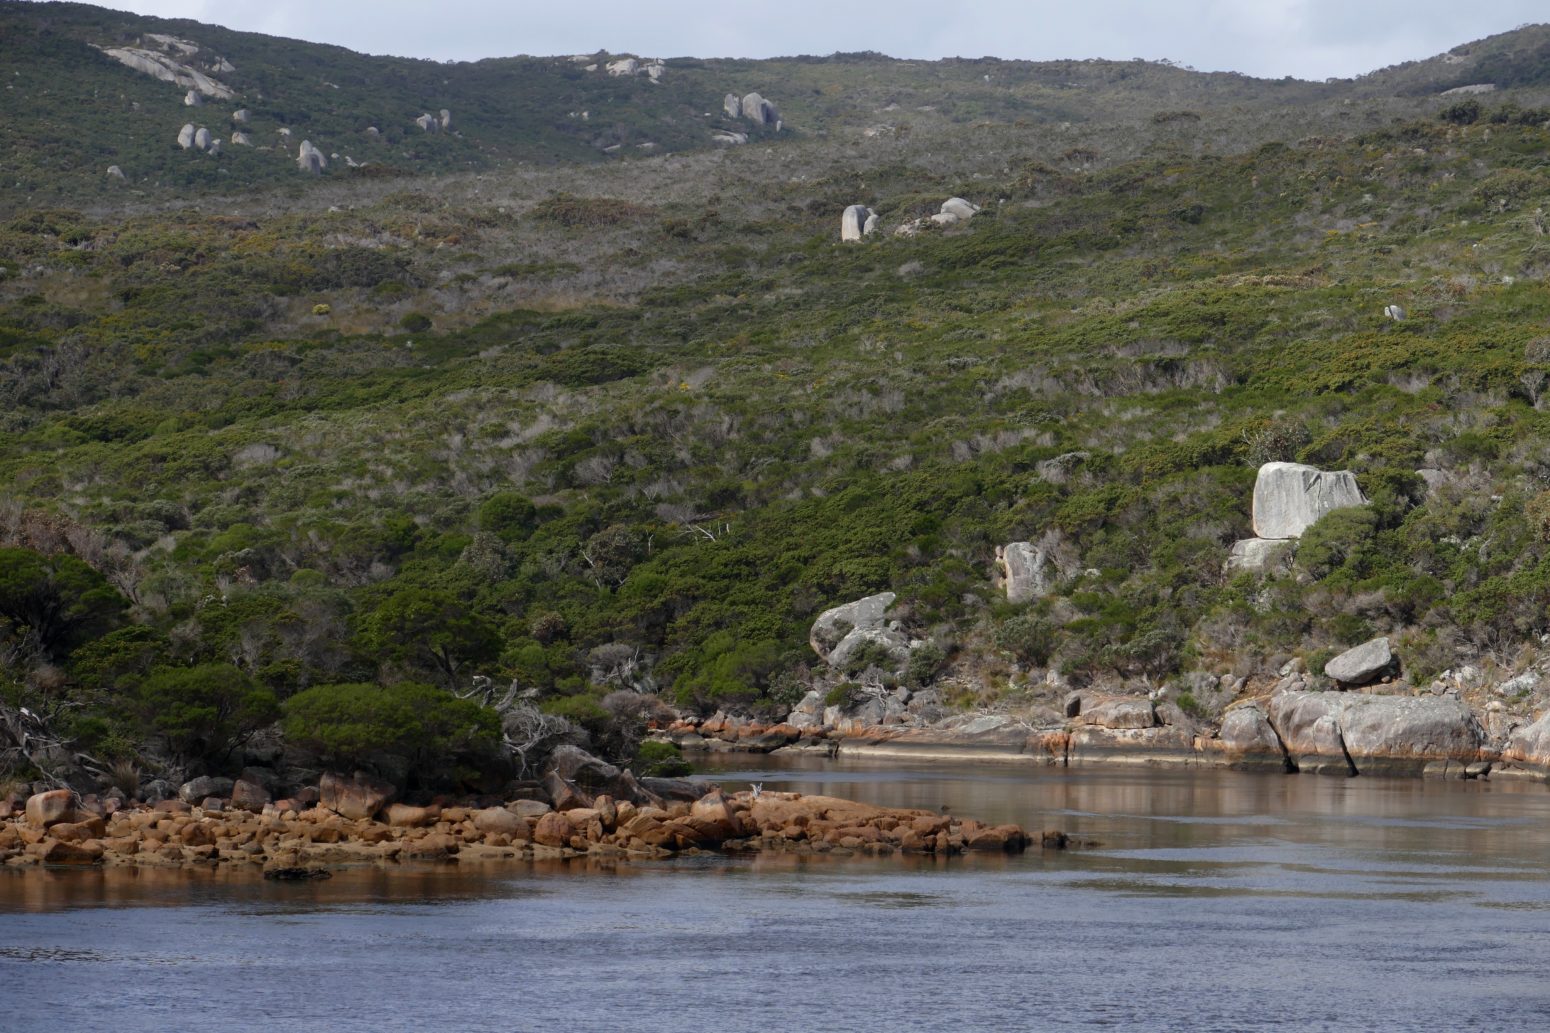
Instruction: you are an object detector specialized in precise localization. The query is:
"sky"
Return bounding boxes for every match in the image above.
[56,1,1550,80]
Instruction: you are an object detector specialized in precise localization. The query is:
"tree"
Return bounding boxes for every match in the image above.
[359,587,502,687]
[0,547,126,660]
[134,663,279,768]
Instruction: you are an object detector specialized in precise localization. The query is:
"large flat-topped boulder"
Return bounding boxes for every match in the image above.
[1266,691,1482,776]
[1251,462,1367,539]
[1324,637,1394,686]
[1225,538,1293,574]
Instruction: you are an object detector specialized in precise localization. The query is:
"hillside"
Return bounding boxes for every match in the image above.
[6,5,1550,795]
[8,2,1547,213]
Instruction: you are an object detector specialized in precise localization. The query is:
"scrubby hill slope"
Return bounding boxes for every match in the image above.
[6,6,1550,790]
[6,2,1545,213]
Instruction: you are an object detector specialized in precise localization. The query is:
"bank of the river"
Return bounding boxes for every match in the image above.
[660,687,1550,783]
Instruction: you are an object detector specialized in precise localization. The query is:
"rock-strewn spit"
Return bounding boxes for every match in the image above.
[0,783,1048,872]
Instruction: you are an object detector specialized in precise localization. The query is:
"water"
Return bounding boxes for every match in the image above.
[4,757,1550,1032]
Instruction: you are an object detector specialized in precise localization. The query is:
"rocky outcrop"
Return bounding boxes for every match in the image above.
[106,165,125,181]
[318,772,395,821]
[606,58,639,77]
[439,109,452,130]
[178,776,233,803]
[996,542,1053,603]
[25,790,75,828]
[940,197,980,221]
[232,108,250,124]
[1440,83,1496,95]
[741,92,780,126]
[1503,710,1550,774]
[1251,462,1367,539]
[711,131,748,145]
[230,131,251,146]
[230,776,270,811]
[415,113,440,132]
[1384,304,1407,321]
[1225,537,1293,575]
[809,591,912,671]
[723,93,742,118]
[1080,697,1159,730]
[841,204,876,242]
[1266,691,1482,776]
[1212,702,1289,771]
[297,140,326,174]
[1323,637,1395,686]
[178,124,220,154]
[99,44,235,99]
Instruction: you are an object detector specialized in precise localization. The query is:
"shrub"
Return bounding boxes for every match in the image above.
[281,681,499,779]
[1438,99,1481,125]
[904,640,946,687]
[1527,491,1550,543]
[1297,507,1380,579]
[823,681,866,708]
[994,613,1056,666]
[633,739,691,777]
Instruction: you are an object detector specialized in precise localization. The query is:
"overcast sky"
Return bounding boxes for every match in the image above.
[67,1,1549,80]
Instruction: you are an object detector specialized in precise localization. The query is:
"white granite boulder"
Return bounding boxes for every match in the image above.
[941,197,980,220]
[1267,691,1481,776]
[1216,702,1288,770]
[810,592,912,671]
[1224,538,1293,575]
[1504,710,1550,772]
[841,205,875,242]
[177,123,197,149]
[1323,637,1394,686]
[741,92,779,125]
[1251,462,1367,539]
[996,542,1053,603]
[296,140,326,174]
[723,93,742,118]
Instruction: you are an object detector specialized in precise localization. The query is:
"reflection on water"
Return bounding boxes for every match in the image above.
[698,754,1550,874]
[4,761,1550,1033]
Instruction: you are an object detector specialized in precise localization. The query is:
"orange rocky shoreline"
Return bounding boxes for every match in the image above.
[1,781,1058,873]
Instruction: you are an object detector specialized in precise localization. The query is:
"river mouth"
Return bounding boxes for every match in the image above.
[5,761,1550,1033]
